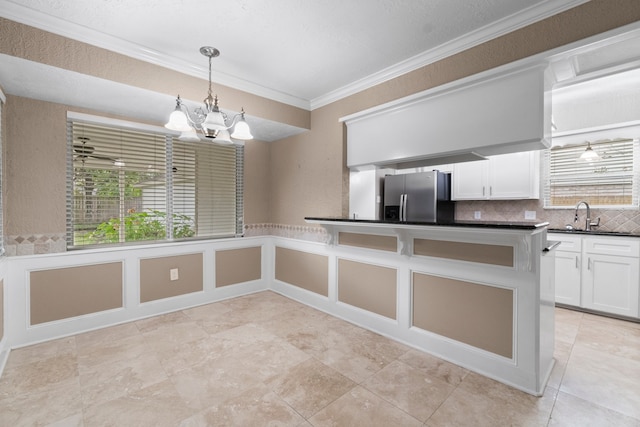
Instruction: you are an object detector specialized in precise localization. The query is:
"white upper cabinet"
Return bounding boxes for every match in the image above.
[451,160,487,200]
[342,64,551,169]
[452,151,540,200]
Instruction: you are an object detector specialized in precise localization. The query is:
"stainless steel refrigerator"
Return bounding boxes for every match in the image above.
[383,171,455,222]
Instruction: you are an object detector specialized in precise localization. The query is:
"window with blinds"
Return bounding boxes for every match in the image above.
[544,139,639,208]
[67,118,243,248]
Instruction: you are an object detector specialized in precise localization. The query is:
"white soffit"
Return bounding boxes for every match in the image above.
[0,0,588,110]
[0,54,306,142]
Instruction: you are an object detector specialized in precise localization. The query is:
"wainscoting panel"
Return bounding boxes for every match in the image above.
[140,253,203,303]
[30,262,123,325]
[275,246,328,296]
[412,272,514,358]
[215,246,262,287]
[338,258,397,319]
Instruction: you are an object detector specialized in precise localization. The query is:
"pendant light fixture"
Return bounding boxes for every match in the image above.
[165,46,253,143]
[579,141,601,162]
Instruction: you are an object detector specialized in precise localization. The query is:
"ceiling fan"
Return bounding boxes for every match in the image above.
[73,137,118,164]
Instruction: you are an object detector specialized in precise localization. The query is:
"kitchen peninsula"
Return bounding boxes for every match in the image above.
[296,217,555,396]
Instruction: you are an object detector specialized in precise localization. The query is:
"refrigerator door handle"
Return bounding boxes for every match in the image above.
[399,194,405,221]
[402,193,408,221]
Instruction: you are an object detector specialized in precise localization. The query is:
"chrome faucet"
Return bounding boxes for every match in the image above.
[574,200,600,231]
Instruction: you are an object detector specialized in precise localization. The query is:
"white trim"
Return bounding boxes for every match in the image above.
[67,111,173,136]
[338,62,545,124]
[551,120,640,147]
[1,0,589,111]
[312,0,590,109]
[338,20,640,125]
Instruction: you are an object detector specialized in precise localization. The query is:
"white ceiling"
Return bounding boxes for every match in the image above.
[3,0,639,142]
[1,0,588,109]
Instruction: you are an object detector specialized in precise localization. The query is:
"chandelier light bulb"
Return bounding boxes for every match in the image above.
[166,47,253,143]
[230,111,254,140]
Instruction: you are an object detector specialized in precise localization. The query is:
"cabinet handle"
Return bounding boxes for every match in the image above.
[490,186,493,196]
[482,186,485,196]
[587,257,591,270]
[575,256,579,269]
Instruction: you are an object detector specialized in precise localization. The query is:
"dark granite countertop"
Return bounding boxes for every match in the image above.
[305,217,549,230]
[547,228,640,238]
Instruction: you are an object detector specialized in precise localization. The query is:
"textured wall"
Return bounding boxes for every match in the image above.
[269,0,640,226]
[243,139,271,225]
[2,1,640,248]
[5,97,67,235]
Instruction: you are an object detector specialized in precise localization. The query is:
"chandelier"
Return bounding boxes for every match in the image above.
[579,141,601,162]
[165,46,253,143]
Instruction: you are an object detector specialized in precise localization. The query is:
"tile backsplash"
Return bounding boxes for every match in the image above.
[4,233,67,256]
[455,200,640,234]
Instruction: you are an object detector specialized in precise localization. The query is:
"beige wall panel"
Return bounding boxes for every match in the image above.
[5,97,68,234]
[413,273,513,358]
[270,106,345,225]
[338,232,397,252]
[338,259,397,319]
[30,262,123,325]
[414,239,513,267]
[0,279,3,341]
[216,246,262,287]
[140,253,203,303]
[244,139,271,224]
[275,247,328,296]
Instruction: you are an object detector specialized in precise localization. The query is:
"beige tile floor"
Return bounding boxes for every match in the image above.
[1,291,639,426]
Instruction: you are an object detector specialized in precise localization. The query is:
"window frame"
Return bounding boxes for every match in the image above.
[66,112,244,250]
[543,136,640,209]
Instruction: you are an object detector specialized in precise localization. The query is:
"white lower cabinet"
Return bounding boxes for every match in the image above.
[555,250,582,306]
[550,233,640,318]
[583,253,639,317]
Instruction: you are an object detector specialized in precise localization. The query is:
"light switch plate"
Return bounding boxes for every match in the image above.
[525,210,536,220]
[170,268,179,281]
[474,211,481,219]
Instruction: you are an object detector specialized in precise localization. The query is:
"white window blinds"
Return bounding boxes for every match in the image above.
[67,117,243,248]
[172,139,240,238]
[544,139,639,208]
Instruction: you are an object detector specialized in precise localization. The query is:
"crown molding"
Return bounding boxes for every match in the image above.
[0,0,311,110]
[1,0,588,111]
[310,0,589,109]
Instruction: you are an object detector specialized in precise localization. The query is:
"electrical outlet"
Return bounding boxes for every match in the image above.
[525,210,536,220]
[170,268,179,281]
[474,211,481,220]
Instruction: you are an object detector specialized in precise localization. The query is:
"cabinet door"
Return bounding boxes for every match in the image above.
[554,250,581,306]
[452,161,488,200]
[582,254,639,317]
[488,152,539,199]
